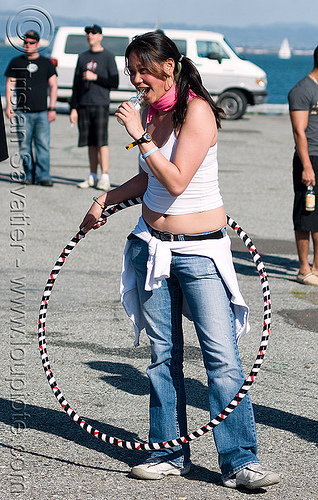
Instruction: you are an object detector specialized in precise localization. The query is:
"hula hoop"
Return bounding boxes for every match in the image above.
[38,197,271,451]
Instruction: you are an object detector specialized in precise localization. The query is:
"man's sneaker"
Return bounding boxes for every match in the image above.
[223,463,280,489]
[131,458,191,480]
[96,175,111,191]
[77,174,96,189]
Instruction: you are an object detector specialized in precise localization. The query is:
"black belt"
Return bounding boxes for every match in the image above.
[146,223,225,242]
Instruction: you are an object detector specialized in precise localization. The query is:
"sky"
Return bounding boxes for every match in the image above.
[1,0,318,30]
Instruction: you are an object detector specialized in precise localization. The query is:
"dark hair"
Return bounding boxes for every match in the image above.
[314,46,318,68]
[23,30,40,42]
[125,31,222,129]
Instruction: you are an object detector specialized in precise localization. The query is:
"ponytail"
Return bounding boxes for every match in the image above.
[174,56,222,129]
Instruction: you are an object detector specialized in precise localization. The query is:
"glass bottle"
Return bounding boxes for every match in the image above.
[117,89,147,125]
[305,183,315,211]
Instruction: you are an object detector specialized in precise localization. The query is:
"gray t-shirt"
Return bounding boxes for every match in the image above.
[288,76,318,156]
[71,49,118,108]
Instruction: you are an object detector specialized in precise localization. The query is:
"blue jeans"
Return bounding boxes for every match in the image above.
[17,111,52,183]
[130,237,259,478]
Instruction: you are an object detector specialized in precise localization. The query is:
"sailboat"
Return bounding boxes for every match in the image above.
[278,38,292,59]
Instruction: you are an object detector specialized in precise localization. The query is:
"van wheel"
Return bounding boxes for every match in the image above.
[217,90,248,120]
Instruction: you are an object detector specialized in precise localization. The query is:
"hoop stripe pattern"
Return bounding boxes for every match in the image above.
[38,199,271,451]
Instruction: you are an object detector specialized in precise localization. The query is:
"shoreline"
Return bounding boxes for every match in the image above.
[0,96,290,116]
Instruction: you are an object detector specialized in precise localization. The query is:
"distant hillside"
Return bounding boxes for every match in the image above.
[208,23,318,51]
[0,11,317,51]
[162,22,318,51]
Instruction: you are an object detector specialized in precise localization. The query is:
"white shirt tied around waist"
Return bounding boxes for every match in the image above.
[120,216,249,346]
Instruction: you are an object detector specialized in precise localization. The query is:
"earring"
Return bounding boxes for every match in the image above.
[164,75,174,91]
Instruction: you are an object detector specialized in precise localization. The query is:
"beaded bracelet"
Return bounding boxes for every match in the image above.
[142,147,159,159]
[93,196,106,210]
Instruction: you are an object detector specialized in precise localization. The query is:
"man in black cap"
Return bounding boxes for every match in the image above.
[5,30,57,186]
[70,24,119,191]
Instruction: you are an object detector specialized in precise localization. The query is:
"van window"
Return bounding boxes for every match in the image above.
[64,34,129,56]
[171,39,187,56]
[102,36,130,56]
[65,35,88,54]
[196,40,230,59]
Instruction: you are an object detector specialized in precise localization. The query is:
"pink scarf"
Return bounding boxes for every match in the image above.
[146,84,197,123]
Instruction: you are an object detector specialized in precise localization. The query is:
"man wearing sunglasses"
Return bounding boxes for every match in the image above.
[70,24,119,191]
[5,30,57,186]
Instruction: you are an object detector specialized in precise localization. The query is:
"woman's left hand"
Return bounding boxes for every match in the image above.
[79,203,107,233]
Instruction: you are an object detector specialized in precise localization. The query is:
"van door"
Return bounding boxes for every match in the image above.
[192,39,237,95]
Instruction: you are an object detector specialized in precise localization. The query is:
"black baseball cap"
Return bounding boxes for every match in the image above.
[23,30,40,42]
[84,24,102,34]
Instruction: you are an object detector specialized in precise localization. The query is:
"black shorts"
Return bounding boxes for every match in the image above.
[292,154,318,232]
[78,105,109,147]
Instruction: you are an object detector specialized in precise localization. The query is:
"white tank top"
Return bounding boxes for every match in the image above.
[139,130,223,215]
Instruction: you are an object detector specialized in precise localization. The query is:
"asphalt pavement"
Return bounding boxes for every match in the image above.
[0,110,317,500]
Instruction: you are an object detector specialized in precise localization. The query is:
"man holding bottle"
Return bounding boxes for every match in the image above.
[70,24,119,191]
[288,46,318,286]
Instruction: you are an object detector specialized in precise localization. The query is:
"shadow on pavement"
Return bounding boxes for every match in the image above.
[87,360,318,446]
[0,172,83,186]
[0,396,142,468]
[1,380,316,479]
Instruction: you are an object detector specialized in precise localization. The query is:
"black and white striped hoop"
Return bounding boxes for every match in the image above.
[38,198,271,451]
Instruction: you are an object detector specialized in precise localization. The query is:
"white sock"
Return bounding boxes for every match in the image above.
[100,173,109,180]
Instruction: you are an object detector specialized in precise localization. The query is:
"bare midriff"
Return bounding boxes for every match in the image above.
[142,203,227,235]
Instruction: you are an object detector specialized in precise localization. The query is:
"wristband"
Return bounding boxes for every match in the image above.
[93,196,106,209]
[48,108,56,111]
[142,147,159,159]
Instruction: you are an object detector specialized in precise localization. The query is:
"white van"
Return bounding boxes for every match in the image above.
[50,26,267,119]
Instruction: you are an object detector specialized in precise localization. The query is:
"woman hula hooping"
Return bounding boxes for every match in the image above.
[79,31,280,490]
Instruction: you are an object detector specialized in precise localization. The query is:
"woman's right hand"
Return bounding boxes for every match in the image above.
[79,202,107,233]
[115,101,144,140]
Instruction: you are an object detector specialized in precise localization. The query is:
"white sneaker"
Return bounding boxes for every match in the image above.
[131,458,191,480]
[96,175,111,191]
[77,174,97,189]
[223,463,280,489]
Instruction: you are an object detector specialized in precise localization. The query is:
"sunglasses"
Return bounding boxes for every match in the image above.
[86,29,100,34]
[24,40,37,45]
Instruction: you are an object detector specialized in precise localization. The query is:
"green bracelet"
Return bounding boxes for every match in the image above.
[93,196,106,209]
